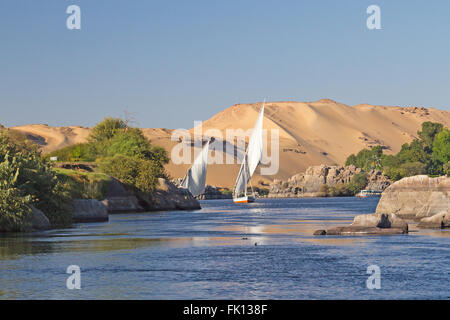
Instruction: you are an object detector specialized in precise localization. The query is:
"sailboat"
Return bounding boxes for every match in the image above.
[180,139,210,197]
[233,102,265,203]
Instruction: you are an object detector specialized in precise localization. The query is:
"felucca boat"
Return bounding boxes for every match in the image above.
[232,102,265,204]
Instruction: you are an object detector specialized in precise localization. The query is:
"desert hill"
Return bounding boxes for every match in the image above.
[10,100,450,188]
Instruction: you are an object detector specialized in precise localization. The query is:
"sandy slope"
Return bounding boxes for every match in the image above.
[11,124,90,154]
[10,100,450,188]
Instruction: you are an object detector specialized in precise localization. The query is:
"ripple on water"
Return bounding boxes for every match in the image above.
[0,197,449,299]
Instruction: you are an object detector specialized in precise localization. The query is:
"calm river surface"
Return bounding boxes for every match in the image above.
[0,198,449,299]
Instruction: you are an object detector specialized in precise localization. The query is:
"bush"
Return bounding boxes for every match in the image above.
[0,188,32,232]
[348,172,368,194]
[317,173,367,197]
[384,167,404,181]
[444,162,450,176]
[99,155,164,193]
[384,162,426,181]
[46,143,94,162]
[106,128,153,160]
[0,132,73,229]
[135,160,161,193]
[400,161,427,176]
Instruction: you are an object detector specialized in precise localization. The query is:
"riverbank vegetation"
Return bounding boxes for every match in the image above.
[0,129,72,231]
[345,122,449,181]
[1,117,170,232]
[317,172,368,197]
[47,117,169,193]
[53,168,111,200]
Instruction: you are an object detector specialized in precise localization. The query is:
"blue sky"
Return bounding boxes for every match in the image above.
[1,0,449,128]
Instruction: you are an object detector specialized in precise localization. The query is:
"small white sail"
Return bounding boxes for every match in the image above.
[233,102,265,199]
[234,156,250,196]
[181,140,210,197]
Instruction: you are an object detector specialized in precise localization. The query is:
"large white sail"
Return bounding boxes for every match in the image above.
[246,103,264,177]
[233,103,265,197]
[181,140,210,197]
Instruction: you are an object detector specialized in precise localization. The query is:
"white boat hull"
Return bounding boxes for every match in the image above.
[233,195,255,203]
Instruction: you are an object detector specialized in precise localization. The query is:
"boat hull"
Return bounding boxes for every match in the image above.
[233,196,255,204]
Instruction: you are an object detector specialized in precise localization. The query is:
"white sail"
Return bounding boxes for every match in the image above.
[234,156,250,196]
[233,103,265,198]
[181,140,210,197]
[247,103,264,177]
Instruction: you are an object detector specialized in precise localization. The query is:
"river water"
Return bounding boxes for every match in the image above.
[0,198,449,299]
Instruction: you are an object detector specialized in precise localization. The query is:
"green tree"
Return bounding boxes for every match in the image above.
[348,172,368,195]
[345,146,383,171]
[396,140,430,164]
[106,128,152,160]
[417,121,443,149]
[148,145,170,165]
[88,117,127,144]
[99,155,164,193]
[400,161,427,176]
[432,129,450,165]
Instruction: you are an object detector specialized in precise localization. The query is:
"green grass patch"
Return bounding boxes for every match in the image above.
[53,168,111,201]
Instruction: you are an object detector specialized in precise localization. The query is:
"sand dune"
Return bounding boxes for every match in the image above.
[10,100,450,188]
[11,124,90,154]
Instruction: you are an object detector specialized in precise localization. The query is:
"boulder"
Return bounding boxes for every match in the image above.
[351,213,408,232]
[321,226,407,236]
[314,212,408,236]
[102,196,144,213]
[417,210,450,229]
[376,175,449,219]
[73,199,108,223]
[102,178,145,213]
[151,178,201,211]
[31,206,51,230]
[102,177,200,213]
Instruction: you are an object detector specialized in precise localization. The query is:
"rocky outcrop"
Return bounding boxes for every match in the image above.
[102,178,145,213]
[103,178,200,212]
[316,226,407,236]
[351,213,408,232]
[150,178,201,210]
[31,206,51,230]
[314,213,408,236]
[269,165,391,197]
[73,199,109,222]
[196,185,232,200]
[172,179,232,200]
[417,211,450,229]
[376,175,449,220]
[365,169,392,191]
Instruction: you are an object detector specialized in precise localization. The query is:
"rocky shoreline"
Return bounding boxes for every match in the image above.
[268,165,391,198]
[30,177,200,231]
[314,175,449,236]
